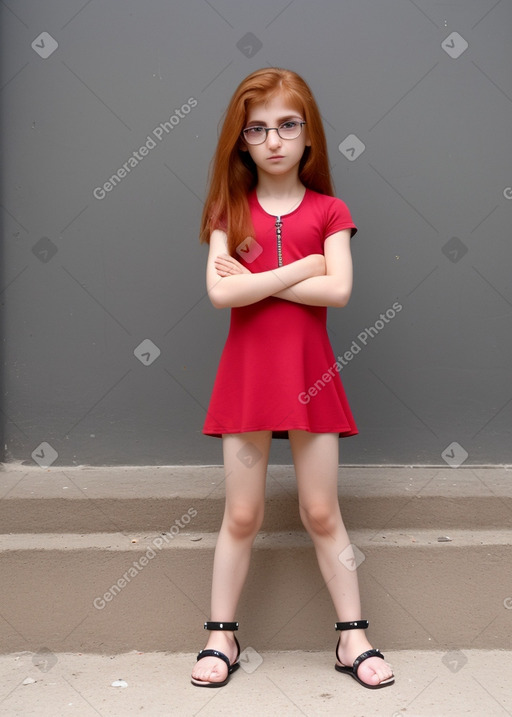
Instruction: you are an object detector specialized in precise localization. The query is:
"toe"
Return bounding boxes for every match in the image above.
[192,657,227,684]
[357,657,393,687]
[208,664,225,683]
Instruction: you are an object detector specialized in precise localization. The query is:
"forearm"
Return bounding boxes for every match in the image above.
[208,259,318,308]
[273,275,352,307]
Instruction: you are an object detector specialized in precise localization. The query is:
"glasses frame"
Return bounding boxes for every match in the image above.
[241,120,307,146]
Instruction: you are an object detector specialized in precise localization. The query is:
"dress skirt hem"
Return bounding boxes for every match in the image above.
[202,425,359,439]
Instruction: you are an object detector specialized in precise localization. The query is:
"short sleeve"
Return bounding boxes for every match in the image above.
[324,197,357,240]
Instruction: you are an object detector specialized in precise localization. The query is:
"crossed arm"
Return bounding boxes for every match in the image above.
[206,228,353,309]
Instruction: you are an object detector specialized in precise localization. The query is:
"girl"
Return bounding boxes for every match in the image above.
[191,68,394,690]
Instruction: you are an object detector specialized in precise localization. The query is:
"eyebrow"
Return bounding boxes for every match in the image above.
[245,115,303,126]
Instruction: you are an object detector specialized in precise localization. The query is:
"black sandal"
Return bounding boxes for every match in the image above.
[334,620,395,689]
[191,621,241,688]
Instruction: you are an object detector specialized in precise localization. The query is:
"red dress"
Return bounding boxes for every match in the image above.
[203,188,358,439]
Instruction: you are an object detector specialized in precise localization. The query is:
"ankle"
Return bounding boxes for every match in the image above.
[337,628,370,648]
[205,630,234,646]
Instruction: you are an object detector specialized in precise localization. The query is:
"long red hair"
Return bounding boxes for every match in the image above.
[199,68,335,254]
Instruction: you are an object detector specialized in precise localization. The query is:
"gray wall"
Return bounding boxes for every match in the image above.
[1,1,511,467]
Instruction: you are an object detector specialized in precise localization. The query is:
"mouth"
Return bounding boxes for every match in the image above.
[267,155,284,160]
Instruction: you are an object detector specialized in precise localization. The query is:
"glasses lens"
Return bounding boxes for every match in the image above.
[243,127,266,145]
[278,121,302,139]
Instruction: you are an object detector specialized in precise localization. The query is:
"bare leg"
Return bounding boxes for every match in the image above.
[288,430,394,687]
[191,431,271,685]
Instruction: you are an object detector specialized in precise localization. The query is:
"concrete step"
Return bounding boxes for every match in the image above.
[1,465,511,656]
[1,465,511,533]
[0,529,510,654]
[1,649,511,717]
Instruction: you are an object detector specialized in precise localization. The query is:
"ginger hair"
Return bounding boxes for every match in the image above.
[199,67,334,254]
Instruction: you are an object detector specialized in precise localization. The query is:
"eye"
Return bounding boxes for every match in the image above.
[245,126,264,136]
[280,121,299,130]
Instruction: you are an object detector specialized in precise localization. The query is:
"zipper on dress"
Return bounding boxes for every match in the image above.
[275,216,283,267]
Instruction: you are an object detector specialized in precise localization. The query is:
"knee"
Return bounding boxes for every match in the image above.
[225,504,263,539]
[299,502,339,537]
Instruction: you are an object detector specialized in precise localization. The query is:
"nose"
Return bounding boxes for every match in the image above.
[266,128,282,148]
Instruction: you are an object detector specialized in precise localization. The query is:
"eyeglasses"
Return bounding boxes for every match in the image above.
[241,120,306,145]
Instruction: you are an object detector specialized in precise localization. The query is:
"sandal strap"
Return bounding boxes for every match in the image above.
[195,648,231,670]
[335,620,369,631]
[352,648,384,674]
[204,621,238,631]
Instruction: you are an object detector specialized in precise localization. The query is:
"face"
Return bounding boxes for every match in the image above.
[241,94,311,179]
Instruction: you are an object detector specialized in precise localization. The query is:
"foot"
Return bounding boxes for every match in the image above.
[336,629,394,687]
[191,631,239,686]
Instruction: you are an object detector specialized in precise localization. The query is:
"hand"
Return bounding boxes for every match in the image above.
[215,254,251,277]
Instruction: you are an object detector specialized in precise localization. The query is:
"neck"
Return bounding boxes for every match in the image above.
[255,171,305,199]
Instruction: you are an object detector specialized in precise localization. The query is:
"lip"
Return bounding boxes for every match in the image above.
[267,155,284,160]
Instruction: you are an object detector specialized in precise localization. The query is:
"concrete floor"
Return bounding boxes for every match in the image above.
[1,649,511,716]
